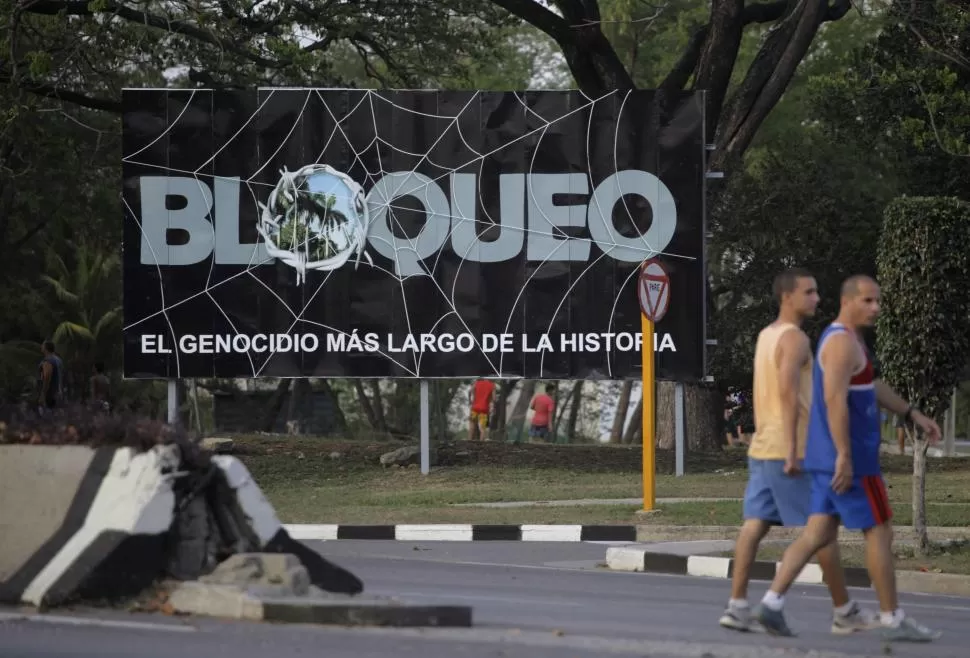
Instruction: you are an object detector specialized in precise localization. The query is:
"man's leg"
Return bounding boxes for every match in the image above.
[850,476,940,642]
[719,459,776,632]
[753,513,839,636]
[769,466,878,634]
[468,413,479,441]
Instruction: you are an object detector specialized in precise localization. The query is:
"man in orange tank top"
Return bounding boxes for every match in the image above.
[719,269,877,635]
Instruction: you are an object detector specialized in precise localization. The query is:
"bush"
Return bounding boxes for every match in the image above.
[0,403,202,460]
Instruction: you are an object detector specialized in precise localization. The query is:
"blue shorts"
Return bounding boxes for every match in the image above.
[808,471,893,531]
[742,458,811,526]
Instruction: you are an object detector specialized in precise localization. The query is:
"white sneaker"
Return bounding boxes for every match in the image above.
[831,602,881,635]
[719,603,753,632]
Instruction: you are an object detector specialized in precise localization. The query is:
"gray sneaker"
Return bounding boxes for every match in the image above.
[882,616,942,642]
[831,602,881,635]
[719,603,752,632]
[753,603,796,637]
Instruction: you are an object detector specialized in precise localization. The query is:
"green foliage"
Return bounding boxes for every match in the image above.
[876,196,970,419]
[809,0,970,200]
[708,127,896,387]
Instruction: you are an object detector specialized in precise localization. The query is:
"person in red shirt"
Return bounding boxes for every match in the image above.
[468,378,496,441]
[529,384,556,442]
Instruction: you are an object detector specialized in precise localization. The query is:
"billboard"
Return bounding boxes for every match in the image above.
[122,89,705,380]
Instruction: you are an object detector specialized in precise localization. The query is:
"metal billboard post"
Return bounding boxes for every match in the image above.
[420,380,430,475]
[167,380,179,425]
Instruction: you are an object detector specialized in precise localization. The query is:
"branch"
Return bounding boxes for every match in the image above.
[21,0,281,68]
[713,0,845,171]
[488,0,576,43]
[11,78,121,113]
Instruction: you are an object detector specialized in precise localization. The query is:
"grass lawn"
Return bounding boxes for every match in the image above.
[240,440,970,526]
[724,541,970,575]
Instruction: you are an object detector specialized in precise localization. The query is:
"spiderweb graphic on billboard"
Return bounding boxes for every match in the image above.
[121,88,705,380]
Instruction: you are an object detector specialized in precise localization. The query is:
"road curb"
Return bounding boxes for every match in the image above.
[605,546,970,596]
[284,523,638,542]
[606,546,872,586]
[634,524,970,543]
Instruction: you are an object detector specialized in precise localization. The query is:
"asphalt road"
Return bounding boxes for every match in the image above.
[2,540,968,658]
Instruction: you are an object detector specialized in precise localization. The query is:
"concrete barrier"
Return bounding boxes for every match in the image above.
[0,444,362,608]
[0,444,179,607]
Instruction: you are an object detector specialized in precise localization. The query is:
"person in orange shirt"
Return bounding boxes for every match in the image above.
[529,384,556,442]
[469,379,496,441]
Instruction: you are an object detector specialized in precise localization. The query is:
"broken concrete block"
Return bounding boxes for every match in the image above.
[201,438,233,453]
[200,553,310,596]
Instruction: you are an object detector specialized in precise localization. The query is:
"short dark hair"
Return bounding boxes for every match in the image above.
[545,384,555,394]
[841,274,877,299]
[94,362,105,373]
[772,268,814,305]
[43,340,56,353]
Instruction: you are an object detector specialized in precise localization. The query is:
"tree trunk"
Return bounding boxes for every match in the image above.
[354,380,382,434]
[489,380,514,441]
[623,397,643,445]
[684,382,721,452]
[507,380,537,443]
[286,378,310,435]
[260,379,291,432]
[566,381,583,443]
[316,378,347,433]
[610,380,633,444]
[912,432,930,555]
[656,381,676,449]
[433,381,449,443]
[368,380,388,431]
[190,379,203,433]
[552,382,575,442]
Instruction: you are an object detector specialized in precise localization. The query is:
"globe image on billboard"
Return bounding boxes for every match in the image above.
[258,163,372,285]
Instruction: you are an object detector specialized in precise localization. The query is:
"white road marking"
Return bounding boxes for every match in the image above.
[367,589,584,607]
[0,612,197,633]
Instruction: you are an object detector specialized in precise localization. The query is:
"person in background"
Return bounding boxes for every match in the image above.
[90,362,111,413]
[468,378,496,441]
[529,383,556,442]
[895,413,907,454]
[37,340,64,414]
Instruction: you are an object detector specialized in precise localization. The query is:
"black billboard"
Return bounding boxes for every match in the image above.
[122,89,706,380]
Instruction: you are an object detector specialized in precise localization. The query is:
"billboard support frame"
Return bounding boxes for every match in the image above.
[420,380,430,475]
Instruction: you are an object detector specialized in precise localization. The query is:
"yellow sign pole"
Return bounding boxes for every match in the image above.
[642,313,655,510]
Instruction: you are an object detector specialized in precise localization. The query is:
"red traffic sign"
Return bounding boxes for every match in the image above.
[638,258,670,323]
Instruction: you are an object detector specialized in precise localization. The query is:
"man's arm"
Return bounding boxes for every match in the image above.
[874,380,911,416]
[40,362,52,399]
[874,380,942,442]
[775,329,811,462]
[820,333,857,459]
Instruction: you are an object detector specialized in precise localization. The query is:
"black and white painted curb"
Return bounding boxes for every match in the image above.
[284,524,638,542]
[604,546,872,588]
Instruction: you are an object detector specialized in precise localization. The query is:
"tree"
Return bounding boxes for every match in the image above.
[4,0,865,441]
[812,0,970,201]
[709,126,896,386]
[40,241,123,398]
[876,196,970,553]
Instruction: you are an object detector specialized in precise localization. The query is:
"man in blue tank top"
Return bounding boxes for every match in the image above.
[752,275,942,642]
